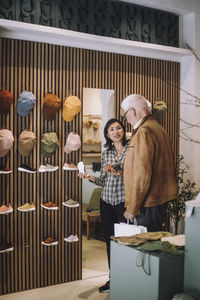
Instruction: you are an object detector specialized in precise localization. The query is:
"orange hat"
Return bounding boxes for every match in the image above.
[43,94,62,121]
[0,91,13,114]
[0,129,14,157]
[63,96,81,122]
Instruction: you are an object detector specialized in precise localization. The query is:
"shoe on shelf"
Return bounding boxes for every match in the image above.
[98,281,110,293]
[42,237,58,246]
[0,166,12,174]
[17,202,35,212]
[39,164,59,172]
[64,234,79,243]
[18,165,37,173]
[62,199,79,208]
[41,201,58,210]
[0,243,14,253]
[63,162,78,171]
[0,204,13,215]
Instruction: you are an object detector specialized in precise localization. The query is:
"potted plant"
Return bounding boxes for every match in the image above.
[168,155,200,234]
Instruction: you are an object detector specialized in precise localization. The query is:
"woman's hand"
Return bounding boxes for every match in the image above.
[78,172,95,181]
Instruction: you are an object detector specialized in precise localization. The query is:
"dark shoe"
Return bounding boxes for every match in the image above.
[18,165,37,173]
[98,281,110,293]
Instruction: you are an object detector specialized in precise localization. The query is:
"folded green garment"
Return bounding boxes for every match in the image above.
[137,241,184,256]
[173,293,200,300]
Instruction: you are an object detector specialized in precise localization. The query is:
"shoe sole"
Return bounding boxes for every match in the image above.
[39,168,58,172]
[62,202,79,208]
[0,247,14,253]
[0,208,13,214]
[63,167,77,171]
[64,238,79,242]
[17,207,36,212]
[0,170,12,174]
[41,204,58,210]
[42,241,58,246]
[18,167,37,174]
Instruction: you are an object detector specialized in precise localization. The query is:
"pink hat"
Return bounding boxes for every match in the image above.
[0,129,14,157]
[64,132,81,154]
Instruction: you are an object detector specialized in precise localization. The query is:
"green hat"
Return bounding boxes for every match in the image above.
[41,132,59,157]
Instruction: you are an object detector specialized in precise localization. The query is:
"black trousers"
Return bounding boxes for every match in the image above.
[100,199,126,268]
[135,202,168,232]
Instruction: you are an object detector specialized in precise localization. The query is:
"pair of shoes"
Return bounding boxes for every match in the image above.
[62,199,79,208]
[42,237,58,246]
[39,164,59,172]
[63,162,78,171]
[17,203,35,212]
[0,204,13,214]
[0,166,12,174]
[18,165,37,173]
[98,281,110,293]
[64,234,79,242]
[0,243,14,253]
[41,201,58,210]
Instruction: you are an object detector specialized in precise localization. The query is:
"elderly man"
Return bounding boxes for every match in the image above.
[121,94,177,231]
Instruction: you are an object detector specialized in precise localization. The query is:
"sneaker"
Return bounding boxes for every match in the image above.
[0,204,13,214]
[62,199,79,208]
[64,234,79,243]
[41,201,58,210]
[0,166,12,174]
[18,165,37,174]
[42,237,58,246]
[0,243,14,253]
[39,164,59,172]
[17,202,35,212]
[98,281,110,293]
[63,162,78,171]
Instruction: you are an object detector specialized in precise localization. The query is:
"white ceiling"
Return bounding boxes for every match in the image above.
[118,0,200,15]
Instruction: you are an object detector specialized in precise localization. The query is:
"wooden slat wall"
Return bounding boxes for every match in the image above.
[0,37,180,295]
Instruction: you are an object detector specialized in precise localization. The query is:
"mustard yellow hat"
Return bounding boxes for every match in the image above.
[63,96,81,122]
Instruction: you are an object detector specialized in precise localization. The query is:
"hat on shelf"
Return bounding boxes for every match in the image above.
[41,132,59,157]
[64,132,81,154]
[19,130,36,156]
[63,96,81,122]
[17,91,36,117]
[43,94,62,121]
[0,90,13,114]
[0,129,14,157]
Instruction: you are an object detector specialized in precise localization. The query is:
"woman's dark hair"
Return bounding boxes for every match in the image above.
[103,118,128,149]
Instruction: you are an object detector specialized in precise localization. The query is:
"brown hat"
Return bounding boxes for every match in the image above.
[0,91,13,114]
[43,94,62,121]
[64,132,81,154]
[19,130,36,156]
[63,96,81,122]
[0,129,14,157]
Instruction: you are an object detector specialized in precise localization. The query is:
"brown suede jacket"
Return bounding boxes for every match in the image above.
[124,115,178,216]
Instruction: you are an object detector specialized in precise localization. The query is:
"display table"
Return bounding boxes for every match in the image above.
[184,201,200,293]
[110,241,184,300]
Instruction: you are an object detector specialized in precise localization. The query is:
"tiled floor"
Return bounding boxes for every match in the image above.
[1,236,109,300]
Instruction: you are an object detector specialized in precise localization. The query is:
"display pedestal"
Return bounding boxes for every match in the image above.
[110,241,184,300]
[184,201,200,293]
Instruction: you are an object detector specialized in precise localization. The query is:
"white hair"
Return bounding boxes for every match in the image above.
[120,94,152,117]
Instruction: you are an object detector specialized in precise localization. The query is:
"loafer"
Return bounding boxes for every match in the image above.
[98,281,110,293]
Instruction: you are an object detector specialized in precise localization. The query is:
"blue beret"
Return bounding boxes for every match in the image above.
[17,91,36,117]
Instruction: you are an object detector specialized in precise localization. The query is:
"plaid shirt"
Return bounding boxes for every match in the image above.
[93,146,127,206]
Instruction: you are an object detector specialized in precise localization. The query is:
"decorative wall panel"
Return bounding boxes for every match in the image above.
[0,37,179,295]
[0,0,179,47]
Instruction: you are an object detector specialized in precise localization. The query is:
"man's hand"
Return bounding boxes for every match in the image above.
[124,210,134,222]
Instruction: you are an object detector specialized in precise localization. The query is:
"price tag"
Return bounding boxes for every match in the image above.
[186,205,194,218]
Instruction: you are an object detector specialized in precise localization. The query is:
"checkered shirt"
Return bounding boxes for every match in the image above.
[93,146,127,206]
